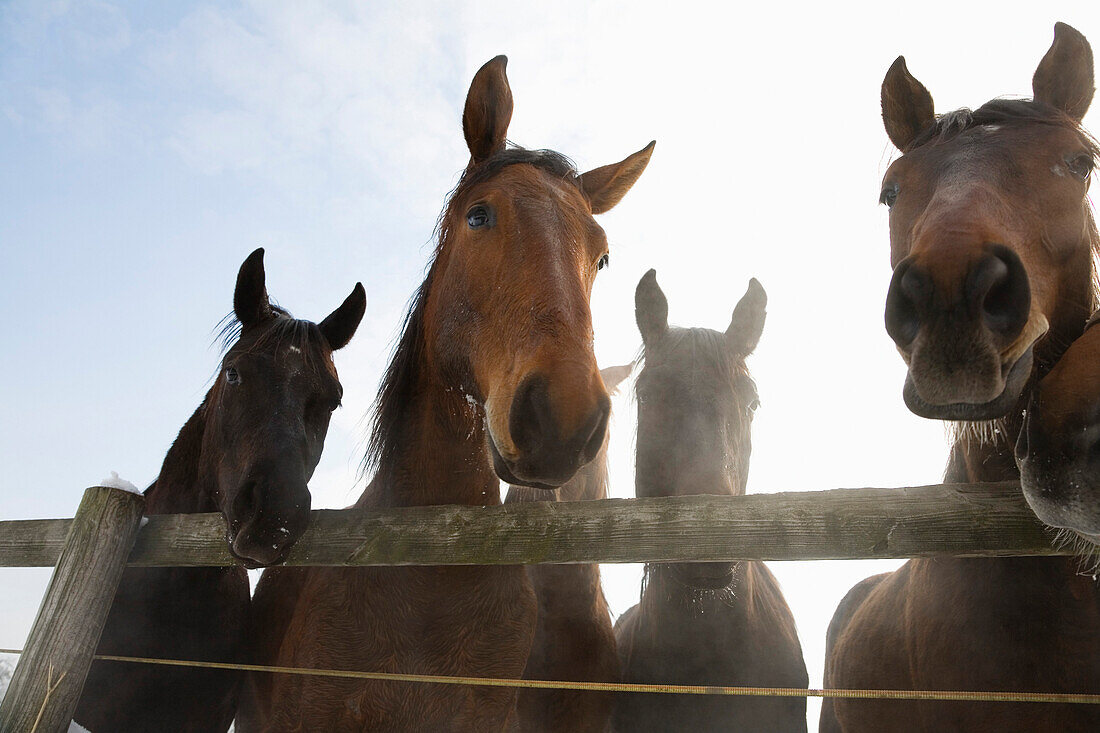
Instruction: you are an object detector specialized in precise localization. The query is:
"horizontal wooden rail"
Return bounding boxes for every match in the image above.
[0,482,1070,568]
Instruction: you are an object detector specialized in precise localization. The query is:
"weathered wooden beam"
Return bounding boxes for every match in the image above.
[0,486,145,733]
[0,482,1069,569]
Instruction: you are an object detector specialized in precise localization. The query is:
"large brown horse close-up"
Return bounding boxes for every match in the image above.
[1018,310,1100,547]
[824,23,1100,732]
[613,270,808,732]
[74,249,364,732]
[504,363,632,733]
[236,56,653,731]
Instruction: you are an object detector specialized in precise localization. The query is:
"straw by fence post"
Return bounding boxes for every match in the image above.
[0,485,144,733]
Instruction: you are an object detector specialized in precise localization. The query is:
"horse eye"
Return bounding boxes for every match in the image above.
[880,184,899,208]
[466,205,493,229]
[597,253,610,271]
[748,398,761,413]
[225,367,241,385]
[1067,153,1095,181]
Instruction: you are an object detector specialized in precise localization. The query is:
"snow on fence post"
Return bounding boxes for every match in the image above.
[0,485,144,733]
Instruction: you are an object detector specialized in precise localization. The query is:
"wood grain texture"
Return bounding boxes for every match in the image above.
[0,482,1069,570]
[0,486,145,733]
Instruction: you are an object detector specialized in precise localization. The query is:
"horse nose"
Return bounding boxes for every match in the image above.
[885,245,1030,351]
[228,476,311,567]
[509,373,610,485]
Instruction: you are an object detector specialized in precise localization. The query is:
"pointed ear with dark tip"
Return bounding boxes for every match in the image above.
[463,55,513,164]
[600,363,634,396]
[234,248,272,328]
[319,282,366,351]
[579,141,655,215]
[727,278,767,356]
[881,56,935,151]
[1033,22,1094,122]
[635,269,669,347]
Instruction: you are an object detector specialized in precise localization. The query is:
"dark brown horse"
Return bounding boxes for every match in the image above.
[1018,311,1100,547]
[505,363,633,733]
[823,23,1100,733]
[73,248,365,732]
[613,270,808,732]
[238,56,653,731]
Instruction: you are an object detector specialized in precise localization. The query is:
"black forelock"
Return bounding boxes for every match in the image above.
[215,305,330,372]
[455,146,579,199]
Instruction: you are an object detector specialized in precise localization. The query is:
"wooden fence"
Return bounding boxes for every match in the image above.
[0,480,1073,730]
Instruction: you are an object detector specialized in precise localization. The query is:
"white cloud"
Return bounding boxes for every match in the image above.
[147,2,466,205]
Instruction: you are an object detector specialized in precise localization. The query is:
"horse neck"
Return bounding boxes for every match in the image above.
[144,400,219,516]
[361,369,500,509]
[944,424,1019,484]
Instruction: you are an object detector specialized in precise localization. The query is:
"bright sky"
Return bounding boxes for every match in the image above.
[2,1,1098,726]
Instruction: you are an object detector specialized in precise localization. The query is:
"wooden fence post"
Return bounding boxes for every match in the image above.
[0,486,144,733]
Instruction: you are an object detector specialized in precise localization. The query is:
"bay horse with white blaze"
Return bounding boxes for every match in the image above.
[505,363,633,733]
[613,270,808,732]
[823,23,1100,733]
[238,56,653,731]
[1018,310,1100,547]
[74,248,365,732]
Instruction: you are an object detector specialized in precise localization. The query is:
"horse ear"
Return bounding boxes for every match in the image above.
[726,278,766,357]
[881,56,935,151]
[464,55,513,164]
[1033,22,1094,122]
[635,269,669,347]
[600,363,634,396]
[319,282,366,351]
[234,248,272,328]
[579,141,655,215]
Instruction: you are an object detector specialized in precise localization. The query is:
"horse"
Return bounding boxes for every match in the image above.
[73,248,365,732]
[505,363,633,733]
[822,23,1100,732]
[1017,310,1100,548]
[237,56,654,731]
[613,270,808,732]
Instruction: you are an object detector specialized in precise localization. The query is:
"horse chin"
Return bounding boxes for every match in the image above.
[902,347,1033,421]
[1024,489,1100,549]
[487,437,562,490]
[225,526,294,569]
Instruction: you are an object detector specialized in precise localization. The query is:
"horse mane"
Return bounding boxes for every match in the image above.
[362,146,582,484]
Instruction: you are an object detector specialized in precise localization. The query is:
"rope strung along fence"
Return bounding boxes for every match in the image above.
[1,649,1098,706]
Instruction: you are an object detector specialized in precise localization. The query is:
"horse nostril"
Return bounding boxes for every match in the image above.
[510,375,553,455]
[581,395,611,463]
[971,245,1030,344]
[231,480,258,529]
[885,259,928,348]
